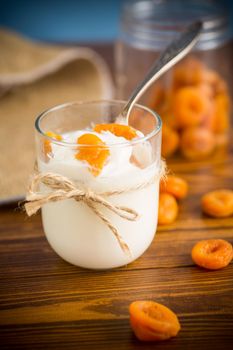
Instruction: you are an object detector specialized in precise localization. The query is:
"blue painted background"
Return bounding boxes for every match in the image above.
[0,0,232,42]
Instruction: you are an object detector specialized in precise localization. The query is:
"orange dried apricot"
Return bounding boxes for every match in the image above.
[180,127,215,160]
[162,124,179,158]
[129,300,181,341]
[158,193,178,225]
[94,123,137,140]
[160,175,188,200]
[173,87,209,129]
[43,131,63,156]
[201,189,233,218]
[191,239,233,270]
[75,133,110,176]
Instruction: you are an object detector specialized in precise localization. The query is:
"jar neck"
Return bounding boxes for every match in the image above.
[120,0,232,51]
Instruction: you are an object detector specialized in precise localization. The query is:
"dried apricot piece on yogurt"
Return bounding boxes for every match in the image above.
[192,239,233,270]
[160,175,188,200]
[201,189,233,218]
[94,123,137,140]
[158,193,178,225]
[75,133,110,176]
[43,131,63,156]
[129,300,181,341]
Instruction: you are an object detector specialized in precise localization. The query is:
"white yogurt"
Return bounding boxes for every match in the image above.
[39,129,160,269]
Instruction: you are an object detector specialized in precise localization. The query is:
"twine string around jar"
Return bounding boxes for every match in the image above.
[24,160,166,257]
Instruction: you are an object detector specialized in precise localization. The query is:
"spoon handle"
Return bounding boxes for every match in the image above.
[122,21,203,121]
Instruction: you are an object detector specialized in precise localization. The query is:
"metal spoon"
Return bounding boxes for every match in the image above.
[121,21,203,123]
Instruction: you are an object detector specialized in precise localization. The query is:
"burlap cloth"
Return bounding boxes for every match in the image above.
[0,29,113,203]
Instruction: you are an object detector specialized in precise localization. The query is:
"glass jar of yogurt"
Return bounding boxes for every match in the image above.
[34,100,162,269]
[116,0,232,160]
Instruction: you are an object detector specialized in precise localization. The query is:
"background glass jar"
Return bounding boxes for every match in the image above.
[115,0,233,160]
[35,100,161,270]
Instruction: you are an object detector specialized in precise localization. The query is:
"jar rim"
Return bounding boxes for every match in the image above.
[35,99,162,148]
[120,0,232,50]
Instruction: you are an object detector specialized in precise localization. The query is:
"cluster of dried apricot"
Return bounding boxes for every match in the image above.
[129,236,233,342]
[43,124,138,175]
[130,187,233,343]
[149,56,231,159]
[190,189,233,270]
[158,175,188,225]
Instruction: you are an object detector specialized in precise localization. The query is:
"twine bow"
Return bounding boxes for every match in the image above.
[24,160,166,256]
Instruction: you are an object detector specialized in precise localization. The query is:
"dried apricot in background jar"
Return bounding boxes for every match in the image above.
[161,124,179,158]
[117,0,232,160]
[201,190,233,218]
[158,193,178,225]
[180,127,215,160]
[173,86,209,128]
[192,239,233,270]
[129,300,181,341]
[150,59,230,160]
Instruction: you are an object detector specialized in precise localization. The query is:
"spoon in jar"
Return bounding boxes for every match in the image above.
[120,21,203,124]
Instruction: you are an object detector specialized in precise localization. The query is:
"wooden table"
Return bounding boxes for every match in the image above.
[0,45,233,350]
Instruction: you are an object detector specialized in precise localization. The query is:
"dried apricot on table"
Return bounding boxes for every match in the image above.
[173,87,209,129]
[162,124,179,158]
[129,300,181,341]
[192,239,233,270]
[201,189,233,218]
[75,133,110,176]
[43,131,63,156]
[94,123,137,140]
[158,193,178,225]
[160,175,188,200]
[180,127,215,160]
